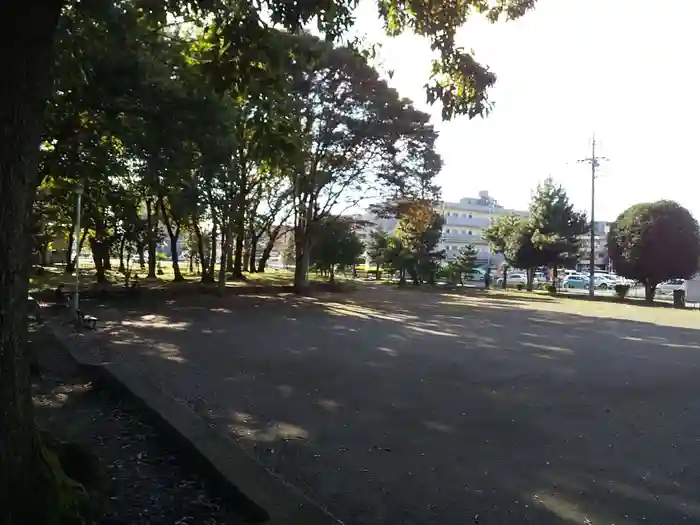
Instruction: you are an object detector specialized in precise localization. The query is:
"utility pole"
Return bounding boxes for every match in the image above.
[578,135,608,297]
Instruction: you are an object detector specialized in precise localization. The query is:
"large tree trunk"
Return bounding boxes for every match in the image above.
[248,234,259,273]
[526,268,534,292]
[0,3,88,524]
[146,198,157,278]
[293,225,311,292]
[257,238,274,273]
[644,280,657,303]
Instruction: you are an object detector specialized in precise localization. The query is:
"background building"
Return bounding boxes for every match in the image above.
[359,190,529,269]
[440,191,528,267]
[576,221,611,272]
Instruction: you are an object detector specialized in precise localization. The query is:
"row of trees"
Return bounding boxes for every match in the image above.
[484,178,588,289]
[35,8,444,293]
[4,2,541,521]
[484,179,700,302]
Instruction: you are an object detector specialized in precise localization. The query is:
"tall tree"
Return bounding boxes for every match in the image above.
[395,200,445,285]
[367,228,390,276]
[528,178,588,280]
[286,35,440,291]
[310,217,364,282]
[608,201,700,302]
[450,244,479,284]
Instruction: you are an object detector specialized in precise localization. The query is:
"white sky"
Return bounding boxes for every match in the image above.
[352,0,700,221]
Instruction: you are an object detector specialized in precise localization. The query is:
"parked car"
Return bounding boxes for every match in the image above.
[594,275,618,289]
[656,279,685,295]
[496,273,527,287]
[562,275,590,289]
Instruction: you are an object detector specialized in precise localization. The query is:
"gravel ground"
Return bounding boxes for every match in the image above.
[30,325,249,525]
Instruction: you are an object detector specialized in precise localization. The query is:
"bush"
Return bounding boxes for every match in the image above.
[546,284,556,294]
[614,284,630,299]
[516,283,524,290]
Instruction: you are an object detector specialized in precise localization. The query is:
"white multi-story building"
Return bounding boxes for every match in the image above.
[359,190,529,269]
[440,191,528,267]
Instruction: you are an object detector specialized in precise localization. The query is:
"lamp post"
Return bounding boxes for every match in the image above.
[73,186,83,316]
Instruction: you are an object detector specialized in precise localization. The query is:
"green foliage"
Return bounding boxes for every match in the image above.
[608,200,700,301]
[310,217,364,281]
[614,283,630,299]
[484,214,542,272]
[367,229,389,267]
[528,178,588,270]
[395,201,445,284]
[545,284,556,294]
[444,244,478,283]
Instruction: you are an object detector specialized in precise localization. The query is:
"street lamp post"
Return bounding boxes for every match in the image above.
[73,186,83,317]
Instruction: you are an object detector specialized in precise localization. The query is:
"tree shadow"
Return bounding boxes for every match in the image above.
[48,287,700,525]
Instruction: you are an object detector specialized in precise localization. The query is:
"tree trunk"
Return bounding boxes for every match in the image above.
[137,242,145,270]
[293,225,311,292]
[157,195,184,282]
[118,235,126,274]
[146,198,157,278]
[208,223,217,281]
[232,227,245,278]
[248,234,259,273]
[526,268,534,292]
[217,213,234,294]
[644,280,657,302]
[65,215,76,272]
[329,265,335,283]
[102,248,111,271]
[0,3,89,524]
[257,226,283,273]
[192,219,210,283]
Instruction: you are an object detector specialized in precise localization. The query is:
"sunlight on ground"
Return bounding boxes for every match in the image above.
[125,314,190,330]
[440,291,700,330]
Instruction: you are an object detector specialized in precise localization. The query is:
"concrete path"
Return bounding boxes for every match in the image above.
[72,288,700,524]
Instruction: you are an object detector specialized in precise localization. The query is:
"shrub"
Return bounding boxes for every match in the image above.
[516,283,524,290]
[614,284,630,299]
[546,284,556,294]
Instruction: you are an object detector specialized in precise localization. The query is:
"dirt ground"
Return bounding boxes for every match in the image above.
[31,325,248,525]
[56,285,700,524]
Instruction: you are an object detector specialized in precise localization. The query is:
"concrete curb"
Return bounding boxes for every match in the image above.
[48,324,344,525]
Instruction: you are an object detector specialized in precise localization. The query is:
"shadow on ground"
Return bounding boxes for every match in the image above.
[62,286,700,525]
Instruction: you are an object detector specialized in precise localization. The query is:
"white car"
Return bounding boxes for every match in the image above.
[656,279,685,295]
[496,273,527,287]
[593,275,618,289]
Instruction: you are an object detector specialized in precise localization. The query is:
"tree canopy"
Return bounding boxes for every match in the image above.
[608,200,700,301]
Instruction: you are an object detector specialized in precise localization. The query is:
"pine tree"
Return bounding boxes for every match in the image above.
[450,244,479,283]
[528,178,588,279]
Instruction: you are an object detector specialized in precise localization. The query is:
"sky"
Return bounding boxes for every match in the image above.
[350,0,700,222]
